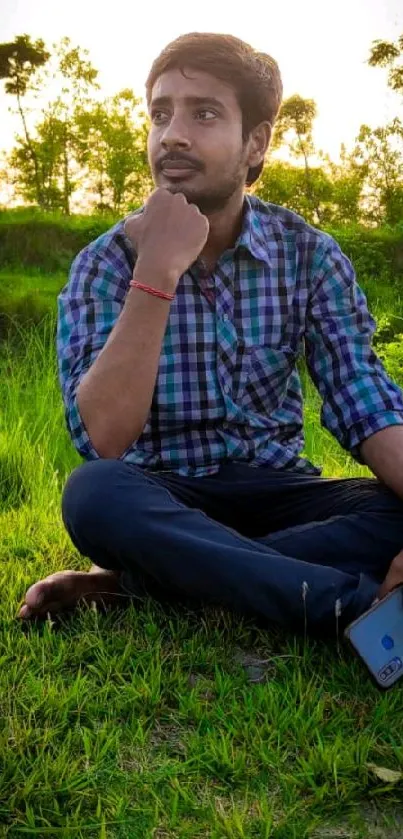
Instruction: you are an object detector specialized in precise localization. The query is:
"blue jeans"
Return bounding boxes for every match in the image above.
[61,460,403,635]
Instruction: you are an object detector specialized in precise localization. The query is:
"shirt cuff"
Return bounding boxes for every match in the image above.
[67,394,101,460]
[349,411,403,464]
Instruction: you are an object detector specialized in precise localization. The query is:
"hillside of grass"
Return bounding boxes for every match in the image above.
[1,214,403,837]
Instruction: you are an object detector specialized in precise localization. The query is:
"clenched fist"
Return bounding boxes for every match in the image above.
[124,188,210,294]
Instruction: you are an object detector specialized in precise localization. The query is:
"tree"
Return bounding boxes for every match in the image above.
[0,34,50,206]
[9,113,67,210]
[42,38,99,214]
[368,33,403,97]
[351,120,403,225]
[0,34,49,82]
[1,36,151,213]
[3,37,99,213]
[320,144,366,225]
[254,159,333,225]
[74,90,151,213]
[270,94,324,223]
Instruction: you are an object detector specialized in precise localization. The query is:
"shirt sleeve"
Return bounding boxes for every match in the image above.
[304,235,403,463]
[57,232,133,459]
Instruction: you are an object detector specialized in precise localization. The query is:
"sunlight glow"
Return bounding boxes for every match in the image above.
[1,0,402,163]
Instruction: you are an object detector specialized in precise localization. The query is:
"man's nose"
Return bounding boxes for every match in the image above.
[160,114,191,149]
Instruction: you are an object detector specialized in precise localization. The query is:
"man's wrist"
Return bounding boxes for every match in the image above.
[133,258,180,293]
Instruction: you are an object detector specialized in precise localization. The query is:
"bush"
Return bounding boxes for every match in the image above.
[376,335,403,386]
[0,291,54,342]
[326,226,403,288]
[0,209,402,282]
[0,211,120,273]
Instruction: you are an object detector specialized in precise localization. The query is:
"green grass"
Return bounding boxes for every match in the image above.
[1,267,402,346]
[1,276,403,838]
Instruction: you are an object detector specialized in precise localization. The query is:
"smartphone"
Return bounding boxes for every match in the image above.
[344,585,403,689]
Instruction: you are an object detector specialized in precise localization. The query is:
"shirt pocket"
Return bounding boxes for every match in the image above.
[241,343,298,416]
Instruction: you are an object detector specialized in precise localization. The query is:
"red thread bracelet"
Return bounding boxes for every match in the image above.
[129,279,175,300]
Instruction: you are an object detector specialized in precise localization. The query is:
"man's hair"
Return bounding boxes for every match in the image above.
[145,32,283,186]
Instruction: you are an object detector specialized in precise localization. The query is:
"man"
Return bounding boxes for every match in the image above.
[19,32,403,634]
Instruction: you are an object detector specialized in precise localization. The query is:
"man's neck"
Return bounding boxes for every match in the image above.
[199,192,245,272]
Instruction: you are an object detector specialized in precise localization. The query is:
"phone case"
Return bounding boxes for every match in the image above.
[344,585,403,689]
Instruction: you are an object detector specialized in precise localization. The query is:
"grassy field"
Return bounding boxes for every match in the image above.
[1,267,403,838]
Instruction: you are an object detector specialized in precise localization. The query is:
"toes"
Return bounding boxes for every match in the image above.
[25,572,77,610]
[18,570,123,622]
[25,581,51,609]
[18,599,73,620]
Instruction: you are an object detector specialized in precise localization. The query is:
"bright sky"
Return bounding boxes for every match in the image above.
[0,0,402,163]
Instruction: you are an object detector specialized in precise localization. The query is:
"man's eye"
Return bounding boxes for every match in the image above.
[152,111,168,123]
[196,109,217,121]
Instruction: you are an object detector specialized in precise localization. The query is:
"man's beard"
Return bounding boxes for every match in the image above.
[155,157,246,214]
[167,175,242,214]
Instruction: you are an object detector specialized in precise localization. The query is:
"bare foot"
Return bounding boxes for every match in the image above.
[378,549,403,600]
[18,565,130,620]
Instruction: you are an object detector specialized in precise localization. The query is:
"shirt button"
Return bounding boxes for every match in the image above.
[223,383,230,395]
[222,313,229,322]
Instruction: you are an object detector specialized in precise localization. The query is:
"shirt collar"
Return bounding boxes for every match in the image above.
[234,194,271,266]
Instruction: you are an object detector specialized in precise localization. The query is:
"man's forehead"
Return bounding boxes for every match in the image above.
[150,67,236,105]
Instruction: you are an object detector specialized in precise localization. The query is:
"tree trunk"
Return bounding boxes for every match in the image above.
[62,123,70,215]
[16,88,43,208]
[297,132,322,224]
[99,166,104,205]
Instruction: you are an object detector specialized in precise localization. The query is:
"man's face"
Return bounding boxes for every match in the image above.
[147,67,252,214]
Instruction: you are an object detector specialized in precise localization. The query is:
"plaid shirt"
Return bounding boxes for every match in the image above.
[57,195,403,477]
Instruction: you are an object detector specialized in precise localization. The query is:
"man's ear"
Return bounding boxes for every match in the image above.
[246,122,272,169]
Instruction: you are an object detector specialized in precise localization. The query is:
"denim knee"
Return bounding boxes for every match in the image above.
[61,459,143,537]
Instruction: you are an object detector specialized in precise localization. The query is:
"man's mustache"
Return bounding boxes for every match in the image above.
[157,153,204,171]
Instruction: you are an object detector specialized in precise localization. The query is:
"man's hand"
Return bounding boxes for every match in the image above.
[124,188,209,294]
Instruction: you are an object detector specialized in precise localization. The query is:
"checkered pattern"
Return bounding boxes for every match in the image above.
[57,195,403,477]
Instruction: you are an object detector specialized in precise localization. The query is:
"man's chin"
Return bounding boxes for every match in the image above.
[165,183,193,195]
[159,180,203,205]
[157,176,197,195]
[153,175,238,213]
